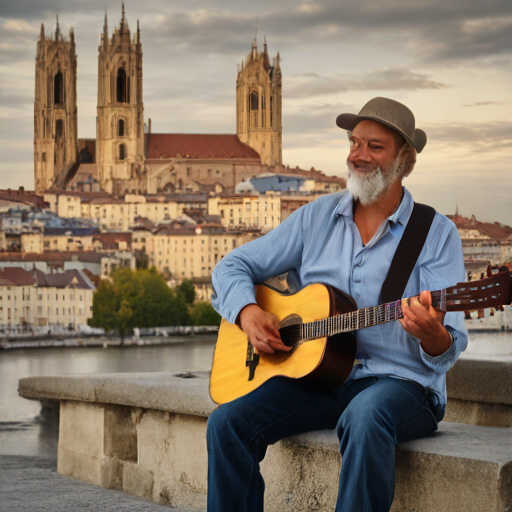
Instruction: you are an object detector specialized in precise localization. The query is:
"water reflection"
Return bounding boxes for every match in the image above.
[0,336,216,458]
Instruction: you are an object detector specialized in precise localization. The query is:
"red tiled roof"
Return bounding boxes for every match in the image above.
[32,269,93,289]
[0,267,35,286]
[146,134,261,160]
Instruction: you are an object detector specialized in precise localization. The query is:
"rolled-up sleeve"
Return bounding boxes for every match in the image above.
[418,217,468,373]
[211,205,306,324]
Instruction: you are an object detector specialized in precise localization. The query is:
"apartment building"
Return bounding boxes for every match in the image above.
[0,266,94,328]
[132,224,258,279]
[207,193,317,230]
[43,191,207,231]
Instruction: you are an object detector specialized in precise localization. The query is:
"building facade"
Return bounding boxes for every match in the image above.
[34,18,78,193]
[96,8,145,195]
[0,267,94,328]
[236,37,282,167]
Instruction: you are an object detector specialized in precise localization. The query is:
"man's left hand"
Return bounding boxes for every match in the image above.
[399,290,452,357]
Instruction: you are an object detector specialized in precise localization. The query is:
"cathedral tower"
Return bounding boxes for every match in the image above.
[34,17,78,193]
[96,4,145,195]
[236,36,282,168]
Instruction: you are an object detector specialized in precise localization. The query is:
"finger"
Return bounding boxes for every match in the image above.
[419,290,432,310]
[267,339,292,352]
[265,324,282,340]
[252,338,274,354]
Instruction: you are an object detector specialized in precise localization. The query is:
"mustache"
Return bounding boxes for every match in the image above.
[346,160,380,175]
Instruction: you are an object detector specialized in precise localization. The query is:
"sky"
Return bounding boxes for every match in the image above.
[1,0,511,224]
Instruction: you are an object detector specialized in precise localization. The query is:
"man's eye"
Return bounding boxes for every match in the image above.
[370,145,383,151]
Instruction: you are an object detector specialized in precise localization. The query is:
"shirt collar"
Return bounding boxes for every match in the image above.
[335,186,414,226]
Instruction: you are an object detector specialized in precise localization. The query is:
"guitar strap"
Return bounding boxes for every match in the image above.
[380,202,436,303]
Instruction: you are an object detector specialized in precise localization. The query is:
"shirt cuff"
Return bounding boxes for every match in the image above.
[419,327,458,368]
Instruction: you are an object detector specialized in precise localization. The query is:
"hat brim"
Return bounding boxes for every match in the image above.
[336,113,426,153]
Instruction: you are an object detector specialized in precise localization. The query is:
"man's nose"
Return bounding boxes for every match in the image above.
[348,145,371,163]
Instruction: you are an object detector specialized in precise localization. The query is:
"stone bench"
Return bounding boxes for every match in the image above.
[18,360,512,512]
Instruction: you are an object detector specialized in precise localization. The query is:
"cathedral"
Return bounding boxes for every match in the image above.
[34,8,338,197]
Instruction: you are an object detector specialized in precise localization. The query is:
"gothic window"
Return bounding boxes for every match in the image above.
[54,72,63,105]
[250,92,259,129]
[56,119,63,138]
[119,144,127,160]
[270,95,274,127]
[262,95,266,128]
[117,68,127,103]
[118,119,125,137]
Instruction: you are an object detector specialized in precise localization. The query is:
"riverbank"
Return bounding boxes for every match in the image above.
[0,329,218,350]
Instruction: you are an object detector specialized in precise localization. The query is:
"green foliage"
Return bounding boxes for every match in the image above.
[89,268,190,336]
[190,302,222,326]
[176,279,196,305]
[135,249,149,269]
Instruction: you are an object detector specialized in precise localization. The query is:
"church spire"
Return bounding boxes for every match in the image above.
[55,15,61,40]
[103,12,109,48]
[251,16,258,58]
[40,23,45,40]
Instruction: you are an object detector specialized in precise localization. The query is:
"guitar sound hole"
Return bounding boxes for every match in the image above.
[278,325,302,348]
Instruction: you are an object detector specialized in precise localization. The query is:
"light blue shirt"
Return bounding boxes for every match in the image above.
[211,188,468,406]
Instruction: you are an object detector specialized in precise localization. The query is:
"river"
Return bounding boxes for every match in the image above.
[0,336,216,459]
[1,331,511,460]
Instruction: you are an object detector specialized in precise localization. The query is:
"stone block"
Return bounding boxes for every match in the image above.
[447,359,512,405]
[446,397,512,427]
[122,461,154,500]
[104,405,137,461]
[99,456,124,490]
[58,400,104,458]
[262,433,340,511]
[137,410,208,510]
[57,444,102,485]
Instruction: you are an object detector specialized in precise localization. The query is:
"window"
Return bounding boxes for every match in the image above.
[117,68,127,103]
[42,152,47,162]
[79,295,83,301]
[37,306,42,315]
[119,144,127,160]
[56,308,59,315]
[54,71,63,105]
[79,307,84,315]
[250,92,259,128]
[246,203,251,211]
[118,119,125,136]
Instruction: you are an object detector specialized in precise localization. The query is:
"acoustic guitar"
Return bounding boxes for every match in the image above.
[209,267,512,404]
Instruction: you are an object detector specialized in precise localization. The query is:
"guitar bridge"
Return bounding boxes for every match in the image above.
[246,341,260,381]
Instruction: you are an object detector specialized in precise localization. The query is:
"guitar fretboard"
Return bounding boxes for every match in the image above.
[301,300,403,339]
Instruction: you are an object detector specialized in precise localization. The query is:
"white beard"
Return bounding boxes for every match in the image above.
[346,155,403,206]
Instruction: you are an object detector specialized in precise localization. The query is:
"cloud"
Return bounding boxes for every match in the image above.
[425,121,512,154]
[286,67,446,98]
[461,101,504,107]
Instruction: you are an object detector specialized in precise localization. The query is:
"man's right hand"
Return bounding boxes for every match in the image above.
[239,304,292,355]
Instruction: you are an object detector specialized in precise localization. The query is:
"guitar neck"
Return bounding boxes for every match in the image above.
[300,267,512,339]
[301,299,405,339]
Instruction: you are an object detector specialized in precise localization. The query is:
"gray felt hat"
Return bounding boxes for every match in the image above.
[336,97,427,153]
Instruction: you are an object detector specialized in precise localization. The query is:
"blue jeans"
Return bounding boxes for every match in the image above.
[206,376,441,512]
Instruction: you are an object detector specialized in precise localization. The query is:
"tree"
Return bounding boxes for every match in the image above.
[190,302,221,326]
[89,267,190,337]
[176,279,196,305]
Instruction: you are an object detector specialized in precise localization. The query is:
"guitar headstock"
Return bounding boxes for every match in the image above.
[431,267,512,312]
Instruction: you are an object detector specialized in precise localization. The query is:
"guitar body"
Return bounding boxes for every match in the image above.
[210,283,358,404]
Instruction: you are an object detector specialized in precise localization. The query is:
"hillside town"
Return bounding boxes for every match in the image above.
[1,9,510,334]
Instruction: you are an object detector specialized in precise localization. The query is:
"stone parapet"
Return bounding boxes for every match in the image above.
[18,362,512,511]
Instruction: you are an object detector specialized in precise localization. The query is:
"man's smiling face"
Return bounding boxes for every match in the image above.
[345,120,406,206]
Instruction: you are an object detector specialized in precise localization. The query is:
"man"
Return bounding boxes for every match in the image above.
[207,97,467,512]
